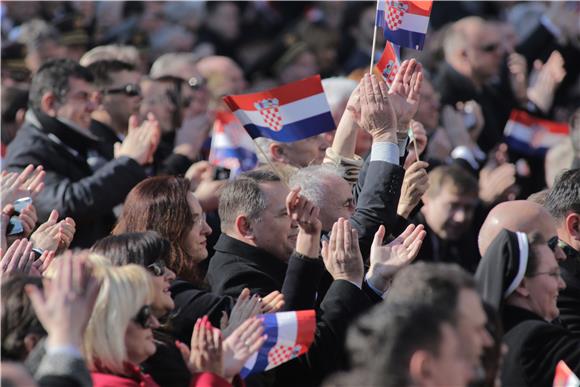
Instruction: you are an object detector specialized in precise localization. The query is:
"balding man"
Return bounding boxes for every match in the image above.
[434,17,515,153]
[196,55,247,104]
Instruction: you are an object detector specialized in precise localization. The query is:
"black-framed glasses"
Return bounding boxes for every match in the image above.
[133,305,153,329]
[102,83,141,97]
[547,236,559,252]
[187,76,206,90]
[146,260,166,277]
[479,42,500,53]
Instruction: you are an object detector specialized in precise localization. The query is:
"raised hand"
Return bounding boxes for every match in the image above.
[479,162,518,205]
[30,210,76,255]
[286,187,322,236]
[178,316,225,377]
[261,290,285,313]
[222,317,267,378]
[507,53,528,104]
[388,59,424,135]
[397,160,429,219]
[0,165,45,204]
[221,288,262,338]
[0,238,34,275]
[354,73,397,143]
[29,250,56,277]
[25,253,101,349]
[527,51,566,114]
[404,120,428,168]
[321,218,364,288]
[367,224,426,293]
[18,203,37,238]
[115,113,161,165]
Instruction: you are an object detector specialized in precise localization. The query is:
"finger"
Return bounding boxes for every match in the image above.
[377,74,389,100]
[399,224,417,241]
[220,311,229,331]
[372,225,386,248]
[321,240,329,263]
[360,74,371,110]
[409,69,423,102]
[403,224,422,248]
[329,221,338,253]
[370,74,382,106]
[335,219,344,253]
[7,239,27,272]
[389,60,408,93]
[286,187,300,213]
[27,169,45,196]
[407,231,426,258]
[23,251,35,273]
[47,210,59,225]
[17,242,33,271]
[1,238,21,266]
[128,114,139,131]
[191,318,202,348]
[351,227,360,254]
[16,164,35,187]
[343,219,352,252]
[403,59,417,87]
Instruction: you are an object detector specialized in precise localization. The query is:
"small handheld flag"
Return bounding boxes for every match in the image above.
[223,75,335,143]
[376,0,433,50]
[553,360,580,387]
[240,310,316,378]
[209,111,258,176]
[408,125,420,162]
[375,41,401,86]
[504,109,569,157]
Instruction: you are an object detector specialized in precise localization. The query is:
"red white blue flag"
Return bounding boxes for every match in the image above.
[376,0,433,50]
[209,110,257,176]
[375,41,401,86]
[240,310,316,378]
[553,361,580,387]
[504,109,569,157]
[223,75,335,143]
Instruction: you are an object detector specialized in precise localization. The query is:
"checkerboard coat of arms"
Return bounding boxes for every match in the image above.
[383,60,399,84]
[386,0,409,31]
[254,98,283,132]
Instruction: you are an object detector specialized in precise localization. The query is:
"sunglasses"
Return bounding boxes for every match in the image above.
[133,305,154,329]
[187,76,206,90]
[103,83,141,97]
[479,42,500,53]
[146,260,167,277]
[547,236,559,252]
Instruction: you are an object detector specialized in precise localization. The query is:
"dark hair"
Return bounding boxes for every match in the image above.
[426,165,479,198]
[112,176,200,284]
[544,168,580,222]
[86,59,136,88]
[218,170,281,231]
[28,58,93,112]
[91,231,171,268]
[347,303,451,387]
[1,86,28,124]
[1,275,46,361]
[387,262,476,325]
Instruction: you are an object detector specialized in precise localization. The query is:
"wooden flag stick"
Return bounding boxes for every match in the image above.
[251,138,291,189]
[369,0,381,74]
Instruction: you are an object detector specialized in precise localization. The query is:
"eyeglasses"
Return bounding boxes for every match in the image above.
[479,42,500,53]
[342,198,355,209]
[102,83,141,97]
[146,260,167,277]
[529,269,562,279]
[133,305,154,329]
[187,76,206,90]
[547,236,559,253]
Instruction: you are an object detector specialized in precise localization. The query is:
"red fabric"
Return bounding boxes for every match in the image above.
[191,372,236,387]
[91,363,159,387]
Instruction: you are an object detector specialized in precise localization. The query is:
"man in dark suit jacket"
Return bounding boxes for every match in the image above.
[544,168,580,335]
[4,59,158,247]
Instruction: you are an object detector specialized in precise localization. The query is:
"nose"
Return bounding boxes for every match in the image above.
[150,315,161,329]
[481,330,494,349]
[165,267,177,281]
[202,220,212,236]
[558,275,567,290]
[554,246,567,262]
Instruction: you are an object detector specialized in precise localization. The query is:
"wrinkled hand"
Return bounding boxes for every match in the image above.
[508,53,528,104]
[367,224,425,292]
[388,59,424,135]
[30,210,76,254]
[221,288,262,338]
[286,187,322,235]
[0,164,45,204]
[223,317,267,378]
[178,316,225,377]
[398,161,429,219]
[527,51,566,114]
[115,113,161,165]
[479,163,518,205]
[174,114,211,160]
[25,253,101,349]
[352,74,397,143]
[261,291,285,313]
[0,238,34,275]
[321,218,364,287]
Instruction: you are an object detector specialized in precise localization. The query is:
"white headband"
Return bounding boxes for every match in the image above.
[503,232,529,298]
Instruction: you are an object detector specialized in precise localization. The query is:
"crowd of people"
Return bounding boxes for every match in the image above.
[1,1,580,387]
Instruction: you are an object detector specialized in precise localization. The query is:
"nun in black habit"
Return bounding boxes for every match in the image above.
[474,229,580,387]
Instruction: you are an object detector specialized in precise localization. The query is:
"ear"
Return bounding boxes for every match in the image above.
[23,333,41,355]
[269,143,287,163]
[15,108,26,126]
[565,212,580,242]
[408,350,432,386]
[514,278,531,298]
[40,92,58,116]
[234,215,254,240]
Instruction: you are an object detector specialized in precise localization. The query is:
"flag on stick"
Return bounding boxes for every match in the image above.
[376,0,433,50]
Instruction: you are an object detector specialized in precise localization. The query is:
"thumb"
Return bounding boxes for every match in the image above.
[220,311,229,331]
[373,225,386,247]
[47,209,59,224]
[128,115,139,131]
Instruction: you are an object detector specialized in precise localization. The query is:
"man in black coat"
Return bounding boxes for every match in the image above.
[544,168,580,335]
[4,59,158,247]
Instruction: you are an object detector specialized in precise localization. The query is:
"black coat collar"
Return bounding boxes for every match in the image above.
[213,234,288,278]
[502,304,545,333]
[34,109,99,156]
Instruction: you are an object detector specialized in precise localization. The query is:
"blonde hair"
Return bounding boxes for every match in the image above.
[83,264,153,374]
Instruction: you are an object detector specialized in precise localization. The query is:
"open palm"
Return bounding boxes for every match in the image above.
[388,59,424,131]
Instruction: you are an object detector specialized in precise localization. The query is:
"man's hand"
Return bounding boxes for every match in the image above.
[18,204,37,238]
[287,187,322,258]
[397,161,429,219]
[222,317,267,379]
[1,238,34,275]
[527,51,566,114]
[115,113,161,165]
[388,59,424,136]
[221,288,262,338]
[261,290,285,313]
[353,74,397,143]
[508,53,528,104]
[30,210,76,255]
[0,165,45,204]
[479,162,518,205]
[25,253,101,349]
[367,224,425,293]
[321,218,364,288]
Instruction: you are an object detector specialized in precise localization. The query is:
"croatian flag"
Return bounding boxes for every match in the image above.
[375,41,401,86]
[376,0,433,50]
[554,361,580,387]
[223,75,335,142]
[504,109,569,157]
[209,110,258,175]
[240,310,316,378]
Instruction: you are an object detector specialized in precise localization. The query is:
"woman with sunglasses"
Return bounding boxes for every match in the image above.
[474,229,580,387]
[111,176,283,345]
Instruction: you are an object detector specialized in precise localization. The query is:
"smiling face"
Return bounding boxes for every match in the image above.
[124,309,159,365]
[55,77,96,129]
[149,263,176,317]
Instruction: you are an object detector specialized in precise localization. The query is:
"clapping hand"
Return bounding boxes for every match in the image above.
[221,288,262,337]
[321,218,364,288]
[388,59,424,137]
[397,161,429,219]
[0,164,45,204]
[222,317,267,378]
[177,316,225,377]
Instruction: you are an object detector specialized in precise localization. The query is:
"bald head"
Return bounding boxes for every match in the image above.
[443,17,485,59]
[196,55,246,98]
[478,200,557,256]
